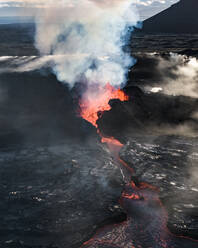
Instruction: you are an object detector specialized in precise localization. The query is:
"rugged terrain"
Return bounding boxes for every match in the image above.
[0,21,198,247]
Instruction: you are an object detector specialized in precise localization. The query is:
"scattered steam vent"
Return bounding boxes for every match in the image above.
[0,1,198,248]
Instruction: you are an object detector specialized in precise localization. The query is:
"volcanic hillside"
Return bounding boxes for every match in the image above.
[142,0,198,34]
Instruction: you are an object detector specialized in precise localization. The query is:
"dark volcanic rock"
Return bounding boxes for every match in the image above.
[97,89,198,240]
[0,141,125,248]
[97,90,198,141]
[0,70,97,147]
[178,49,198,58]
[120,135,198,239]
[0,63,128,247]
[0,67,128,248]
[0,23,37,56]
[131,33,198,54]
[0,65,129,248]
[142,0,198,34]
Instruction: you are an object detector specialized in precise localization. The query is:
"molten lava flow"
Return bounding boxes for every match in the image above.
[79,83,129,127]
[122,192,141,200]
[101,136,123,147]
[79,83,198,248]
[80,83,134,175]
[79,84,133,174]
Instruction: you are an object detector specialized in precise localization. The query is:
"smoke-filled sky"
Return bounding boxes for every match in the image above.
[0,0,179,19]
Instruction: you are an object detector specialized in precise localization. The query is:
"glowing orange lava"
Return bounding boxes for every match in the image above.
[79,83,129,127]
[79,83,132,173]
[122,192,141,200]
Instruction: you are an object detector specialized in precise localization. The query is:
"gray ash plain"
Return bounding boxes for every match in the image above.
[0,23,198,247]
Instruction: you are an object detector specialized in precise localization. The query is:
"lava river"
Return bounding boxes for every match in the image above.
[79,84,198,248]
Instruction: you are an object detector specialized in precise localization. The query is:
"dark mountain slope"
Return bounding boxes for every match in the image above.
[142,0,198,34]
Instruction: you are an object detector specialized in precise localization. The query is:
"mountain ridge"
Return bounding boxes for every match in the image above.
[141,0,198,34]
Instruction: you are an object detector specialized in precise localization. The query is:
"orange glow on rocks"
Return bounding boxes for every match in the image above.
[101,136,123,147]
[79,83,129,127]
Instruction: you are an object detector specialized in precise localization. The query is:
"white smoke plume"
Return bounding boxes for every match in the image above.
[34,0,139,87]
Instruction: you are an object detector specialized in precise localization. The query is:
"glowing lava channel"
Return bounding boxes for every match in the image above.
[79,83,133,174]
[79,83,129,128]
[79,83,198,247]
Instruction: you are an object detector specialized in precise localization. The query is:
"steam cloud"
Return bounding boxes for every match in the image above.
[161,54,198,98]
[141,53,198,137]
[142,53,198,98]
[34,0,139,87]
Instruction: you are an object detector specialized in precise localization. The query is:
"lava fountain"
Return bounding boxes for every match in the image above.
[79,83,129,128]
[79,83,133,173]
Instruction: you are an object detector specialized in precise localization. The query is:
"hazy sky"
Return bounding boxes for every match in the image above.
[0,0,179,19]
